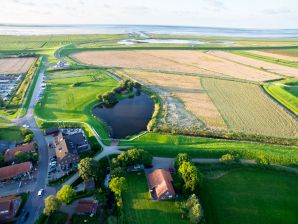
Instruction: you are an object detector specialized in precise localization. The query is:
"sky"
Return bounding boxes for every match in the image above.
[0,0,298,29]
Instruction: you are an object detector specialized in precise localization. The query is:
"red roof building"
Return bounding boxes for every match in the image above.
[0,195,21,221]
[76,200,98,215]
[148,169,176,200]
[4,143,35,162]
[0,162,32,181]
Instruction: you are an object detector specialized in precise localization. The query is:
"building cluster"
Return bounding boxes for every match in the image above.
[0,143,35,182]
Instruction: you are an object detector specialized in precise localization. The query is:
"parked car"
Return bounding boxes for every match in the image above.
[38,189,44,197]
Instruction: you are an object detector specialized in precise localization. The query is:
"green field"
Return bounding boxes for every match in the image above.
[200,167,298,224]
[120,133,298,166]
[264,79,298,116]
[34,69,118,138]
[202,78,297,138]
[0,126,23,141]
[121,173,187,224]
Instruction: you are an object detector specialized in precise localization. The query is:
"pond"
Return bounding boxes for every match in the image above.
[93,93,154,139]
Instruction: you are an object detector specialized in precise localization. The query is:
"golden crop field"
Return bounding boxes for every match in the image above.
[123,69,227,130]
[202,78,298,137]
[207,51,298,78]
[248,50,298,62]
[72,50,280,81]
[0,57,36,74]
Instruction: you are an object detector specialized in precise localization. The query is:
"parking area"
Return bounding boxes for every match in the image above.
[0,74,23,101]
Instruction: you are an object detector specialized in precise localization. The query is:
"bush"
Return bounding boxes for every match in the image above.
[219,153,239,163]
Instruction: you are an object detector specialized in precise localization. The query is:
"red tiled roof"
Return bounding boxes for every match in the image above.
[4,143,35,162]
[148,169,176,200]
[0,162,32,181]
[76,200,98,214]
[0,195,21,220]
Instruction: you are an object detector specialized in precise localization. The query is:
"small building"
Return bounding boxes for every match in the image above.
[148,169,176,200]
[76,200,98,215]
[0,195,21,222]
[0,162,32,181]
[4,143,35,162]
[84,179,96,191]
[54,132,79,170]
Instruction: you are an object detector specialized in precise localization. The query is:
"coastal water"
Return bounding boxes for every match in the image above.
[1,24,298,38]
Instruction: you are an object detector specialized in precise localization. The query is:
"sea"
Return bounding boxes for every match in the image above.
[0,24,298,38]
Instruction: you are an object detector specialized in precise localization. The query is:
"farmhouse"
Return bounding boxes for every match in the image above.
[0,195,21,222]
[0,162,32,181]
[76,200,98,215]
[54,132,80,170]
[148,169,176,200]
[4,142,35,162]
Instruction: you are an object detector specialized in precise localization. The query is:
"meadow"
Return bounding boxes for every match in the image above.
[34,69,118,138]
[200,167,298,224]
[202,78,297,137]
[0,126,23,141]
[264,78,298,115]
[120,133,298,166]
[120,173,187,224]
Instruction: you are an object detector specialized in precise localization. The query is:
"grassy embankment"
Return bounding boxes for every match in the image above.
[263,78,298,116]
[199,165,298,224]
[120,173,187,224]
[34,69,118,139]
[120,133,298,166]
[230,50,298,68]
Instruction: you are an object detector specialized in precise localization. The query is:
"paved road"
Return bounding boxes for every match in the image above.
[15,63,51,224]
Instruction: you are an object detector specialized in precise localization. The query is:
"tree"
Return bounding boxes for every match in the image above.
[109,177,127,207]
[175,153,190,169]
[15,151,30,163]
[24,133,34,143]
[43,195,60,216]
[78,157,99,181]
[111,167,126,178]
[178,161,199,194]
[0,96,4,107]
[186,194,203,224]
[0,153,4,167]
[102,92,118,107]
[56,185,76,204]
[113,149,152,168]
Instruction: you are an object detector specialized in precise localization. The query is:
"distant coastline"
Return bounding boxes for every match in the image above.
[0,24,298,38]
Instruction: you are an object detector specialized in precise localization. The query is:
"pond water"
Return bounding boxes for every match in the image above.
[93,93,154,139]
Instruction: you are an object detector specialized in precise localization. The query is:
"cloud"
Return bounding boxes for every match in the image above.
[263,8,292,15]
[203,0,225,10]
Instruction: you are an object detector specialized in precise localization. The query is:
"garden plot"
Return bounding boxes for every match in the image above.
[73,50,280,82]
[207,51,298,78]
[202,78,298,137]
[123,69,226,130]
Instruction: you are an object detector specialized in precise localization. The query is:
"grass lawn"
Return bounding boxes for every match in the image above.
[120,133,298,166]
[34,69,118,139]
[200,167,298,224]
[264,78,298,116]
[0,126,23,141]
[121,173,187,224]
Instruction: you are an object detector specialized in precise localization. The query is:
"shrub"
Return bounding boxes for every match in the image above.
[219,153,239,163]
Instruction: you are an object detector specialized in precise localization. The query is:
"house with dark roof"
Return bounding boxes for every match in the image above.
[76,200,98,215]
[54,132,79,170]
[0,195,21,222]
[4,142,35,162]
[63,132,90,154]
[0,162,32,181]
[148,169,176,200]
